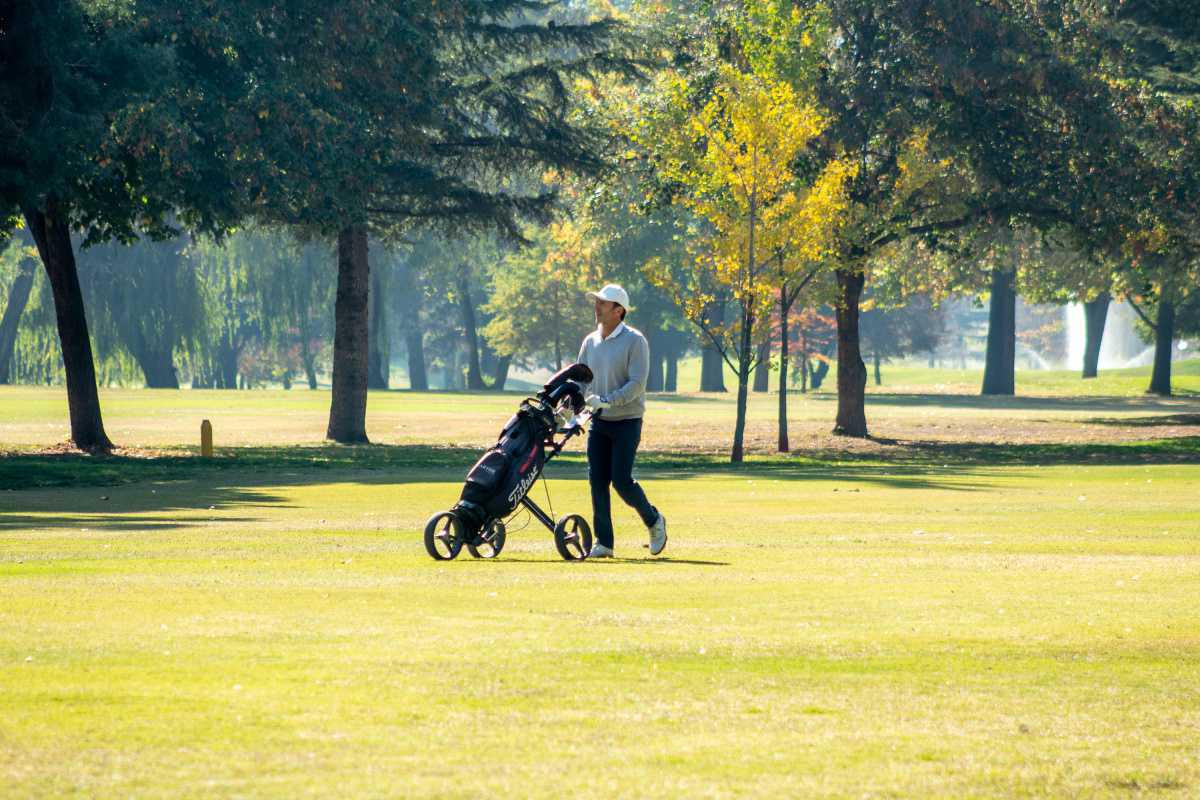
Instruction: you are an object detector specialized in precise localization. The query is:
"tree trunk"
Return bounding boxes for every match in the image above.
[833,269,868,436]
[457,270,485,390]
[368,258,389,389]
[392,256,428,391]
[301,338,319,389]
[647,333,665,392]
[665,350,678,392]
[137,348,179,389]
[0,259,36,383]
[811,358,829,390]
[1149,295,1174,396]
[753,339,770,392]
[327,224,371,443]
[798,329,809,394]
[405,329,428,390]
[700,298,728,392]
[452,347,467,389]
[778,286,789,452]
[218,342,239,389]
[731,306,754,463]
[873,352,882,386]
[490,354,511,391]
[24,206,113,452]
[701,346,726,391]
[1082,292,1110,379]
[480,341,502,387]
[981,266,1016,395]
[732,194,759,462]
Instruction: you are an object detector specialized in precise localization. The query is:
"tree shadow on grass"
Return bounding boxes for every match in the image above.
[833,436,1200,466]
[837,393,1200,413]
[1080,413,1200,428]
[2,437,1196,533]
[0,445,471,491]
[0,445,976,534]
[472,557,731,566]
[0,513,260,532]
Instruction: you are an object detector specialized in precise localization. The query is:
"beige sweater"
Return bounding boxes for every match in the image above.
[575,323,650,421]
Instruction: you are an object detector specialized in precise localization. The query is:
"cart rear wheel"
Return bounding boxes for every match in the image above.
[553,514,592,560]
[467,519,506,559]
[424,511,463,560]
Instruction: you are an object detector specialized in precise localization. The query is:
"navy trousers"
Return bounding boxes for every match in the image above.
[587,417,658,549]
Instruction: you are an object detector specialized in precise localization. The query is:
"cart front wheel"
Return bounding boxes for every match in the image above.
[467,519,506,559]
[553,514,592,561]
[424,511,463,560]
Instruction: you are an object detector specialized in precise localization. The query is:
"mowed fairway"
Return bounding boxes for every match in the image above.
[2,382,1199,797]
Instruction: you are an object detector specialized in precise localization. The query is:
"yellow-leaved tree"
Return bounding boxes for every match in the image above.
[639,63,855,461]
[483,216,600,372]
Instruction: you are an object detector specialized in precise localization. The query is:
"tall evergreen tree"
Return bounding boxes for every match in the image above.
[178,1,647,441]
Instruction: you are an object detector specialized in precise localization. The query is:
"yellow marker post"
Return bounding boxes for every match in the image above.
[200,419,213,458]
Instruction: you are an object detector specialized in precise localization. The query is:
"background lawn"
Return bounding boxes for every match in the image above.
[668,354,1200,401]
[2,375,1198,797]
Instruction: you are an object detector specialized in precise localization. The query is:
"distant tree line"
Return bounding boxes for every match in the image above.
[2,0,1198,461]
[0,225,953,395]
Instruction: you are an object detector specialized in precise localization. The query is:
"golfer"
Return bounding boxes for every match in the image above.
[576,283,667,558]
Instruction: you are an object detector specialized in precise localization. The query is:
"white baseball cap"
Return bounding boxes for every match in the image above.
[586,283,631,311]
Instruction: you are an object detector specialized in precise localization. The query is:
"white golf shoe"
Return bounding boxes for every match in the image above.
[588,543,614,559]
[648,513,667,556]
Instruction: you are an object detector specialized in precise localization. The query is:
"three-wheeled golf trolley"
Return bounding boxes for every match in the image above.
[423,363,596,561]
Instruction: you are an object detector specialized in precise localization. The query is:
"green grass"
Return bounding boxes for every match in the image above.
[865,358,1200,397]
[671,353,1200,397]
[2,379,1200,797]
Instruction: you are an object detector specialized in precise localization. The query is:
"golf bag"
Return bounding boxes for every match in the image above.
[451,363,592,539]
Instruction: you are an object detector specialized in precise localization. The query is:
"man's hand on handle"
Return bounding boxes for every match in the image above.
[585,393,611,412]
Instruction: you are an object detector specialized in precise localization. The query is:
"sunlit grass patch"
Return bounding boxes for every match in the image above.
[1,382,1199,796]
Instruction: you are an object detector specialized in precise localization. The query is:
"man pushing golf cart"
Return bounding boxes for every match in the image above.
[423,282,667,561]
[575,283,667,559]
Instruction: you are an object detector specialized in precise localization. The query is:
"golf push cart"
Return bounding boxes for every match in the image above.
[423,363,596,561]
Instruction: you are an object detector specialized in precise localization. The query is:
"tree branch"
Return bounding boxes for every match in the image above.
[783,267,819,308]
[692,317,739,374]
[1124,293,1158,332]
[866,203,1070,255]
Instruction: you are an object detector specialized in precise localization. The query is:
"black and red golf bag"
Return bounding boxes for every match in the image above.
[450,363,592,540]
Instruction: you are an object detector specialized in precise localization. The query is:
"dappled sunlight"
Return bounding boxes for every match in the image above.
[3,393,1198,800]
[4,387,1199,460]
